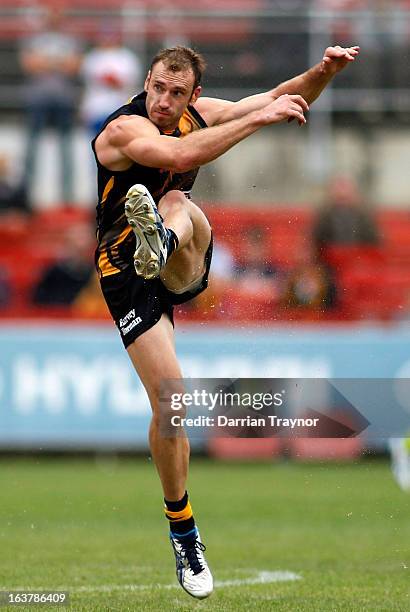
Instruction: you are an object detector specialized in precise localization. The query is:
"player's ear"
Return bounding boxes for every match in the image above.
[190,85,201,105]
[144,71,151,92]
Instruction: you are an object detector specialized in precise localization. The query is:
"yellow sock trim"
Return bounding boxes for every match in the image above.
[164,501,193,522]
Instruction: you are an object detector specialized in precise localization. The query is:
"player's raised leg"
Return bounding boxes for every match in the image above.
[158,190,212,294]
[125,185,211,291]
[126,314,213,599]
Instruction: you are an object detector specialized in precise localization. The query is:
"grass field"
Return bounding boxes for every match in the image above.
[1,456,409,611]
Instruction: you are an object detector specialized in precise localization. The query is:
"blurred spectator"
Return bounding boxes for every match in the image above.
[32,222,94,305]
[187,239,236,317]
[80,26,142,137]
[283,243,337,310]
[312,176,379,258]
[235,225,283,303]
[72,271,109,318]
[19,5,83,205]
[211,240,236,281]
[0,154,29,214]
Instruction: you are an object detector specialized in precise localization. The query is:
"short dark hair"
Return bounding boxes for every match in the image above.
[150,46,206,89]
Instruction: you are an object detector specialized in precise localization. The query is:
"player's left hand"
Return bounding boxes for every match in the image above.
[321,45,360,75]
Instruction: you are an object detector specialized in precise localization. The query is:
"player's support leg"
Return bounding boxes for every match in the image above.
[125,185,211,290]
[126,314,213,599]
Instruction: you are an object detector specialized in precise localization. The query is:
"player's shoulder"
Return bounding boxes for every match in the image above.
[100,113,159,144]
[95,114,159,170]
[109,113,156,132]
[193,96,234,126]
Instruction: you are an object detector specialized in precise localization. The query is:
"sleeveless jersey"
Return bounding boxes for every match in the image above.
[92,91,207,278]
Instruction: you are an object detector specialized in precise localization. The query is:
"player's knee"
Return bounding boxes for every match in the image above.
[149,378,186,416]
[150,386,187,435]
[158,190,189,216]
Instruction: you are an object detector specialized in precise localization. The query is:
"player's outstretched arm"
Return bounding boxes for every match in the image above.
[96,94,309,174]
[196,45,359,126]
[272,45,360,103]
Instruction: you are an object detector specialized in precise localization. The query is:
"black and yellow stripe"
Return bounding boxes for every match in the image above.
[165,500,193,523]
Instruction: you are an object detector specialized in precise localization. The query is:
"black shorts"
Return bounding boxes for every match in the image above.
[100,237,213,348]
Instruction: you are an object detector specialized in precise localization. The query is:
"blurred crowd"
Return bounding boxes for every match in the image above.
[0,1,410,211]
[14,5,142,209]
[0,1,410,323]
[182,174,382,322]
[0,170,396,323]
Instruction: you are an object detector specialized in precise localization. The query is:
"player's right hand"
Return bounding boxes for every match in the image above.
[262,94,309,126]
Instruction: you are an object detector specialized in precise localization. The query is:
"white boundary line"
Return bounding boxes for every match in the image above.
[6,570,301,594]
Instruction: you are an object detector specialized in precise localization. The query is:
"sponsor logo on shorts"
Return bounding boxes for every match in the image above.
[119,309,142,335]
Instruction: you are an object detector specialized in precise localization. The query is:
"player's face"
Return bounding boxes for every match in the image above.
[145,62,201,131]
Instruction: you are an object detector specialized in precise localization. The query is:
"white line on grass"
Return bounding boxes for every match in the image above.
[215,571,301,587]
[5,569,301,594]
[69,570,302,593]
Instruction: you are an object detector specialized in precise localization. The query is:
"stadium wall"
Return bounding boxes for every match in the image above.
[1,322,409,451]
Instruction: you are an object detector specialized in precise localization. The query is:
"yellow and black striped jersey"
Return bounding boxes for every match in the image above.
[93,91,207,278]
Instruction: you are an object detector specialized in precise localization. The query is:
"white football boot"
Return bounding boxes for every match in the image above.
[125,184,168,280]
[169,528,213,599]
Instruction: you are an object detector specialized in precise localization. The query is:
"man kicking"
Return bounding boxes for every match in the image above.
[93,44,359,598]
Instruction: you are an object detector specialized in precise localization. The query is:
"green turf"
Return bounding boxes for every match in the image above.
[0,456,409,611]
